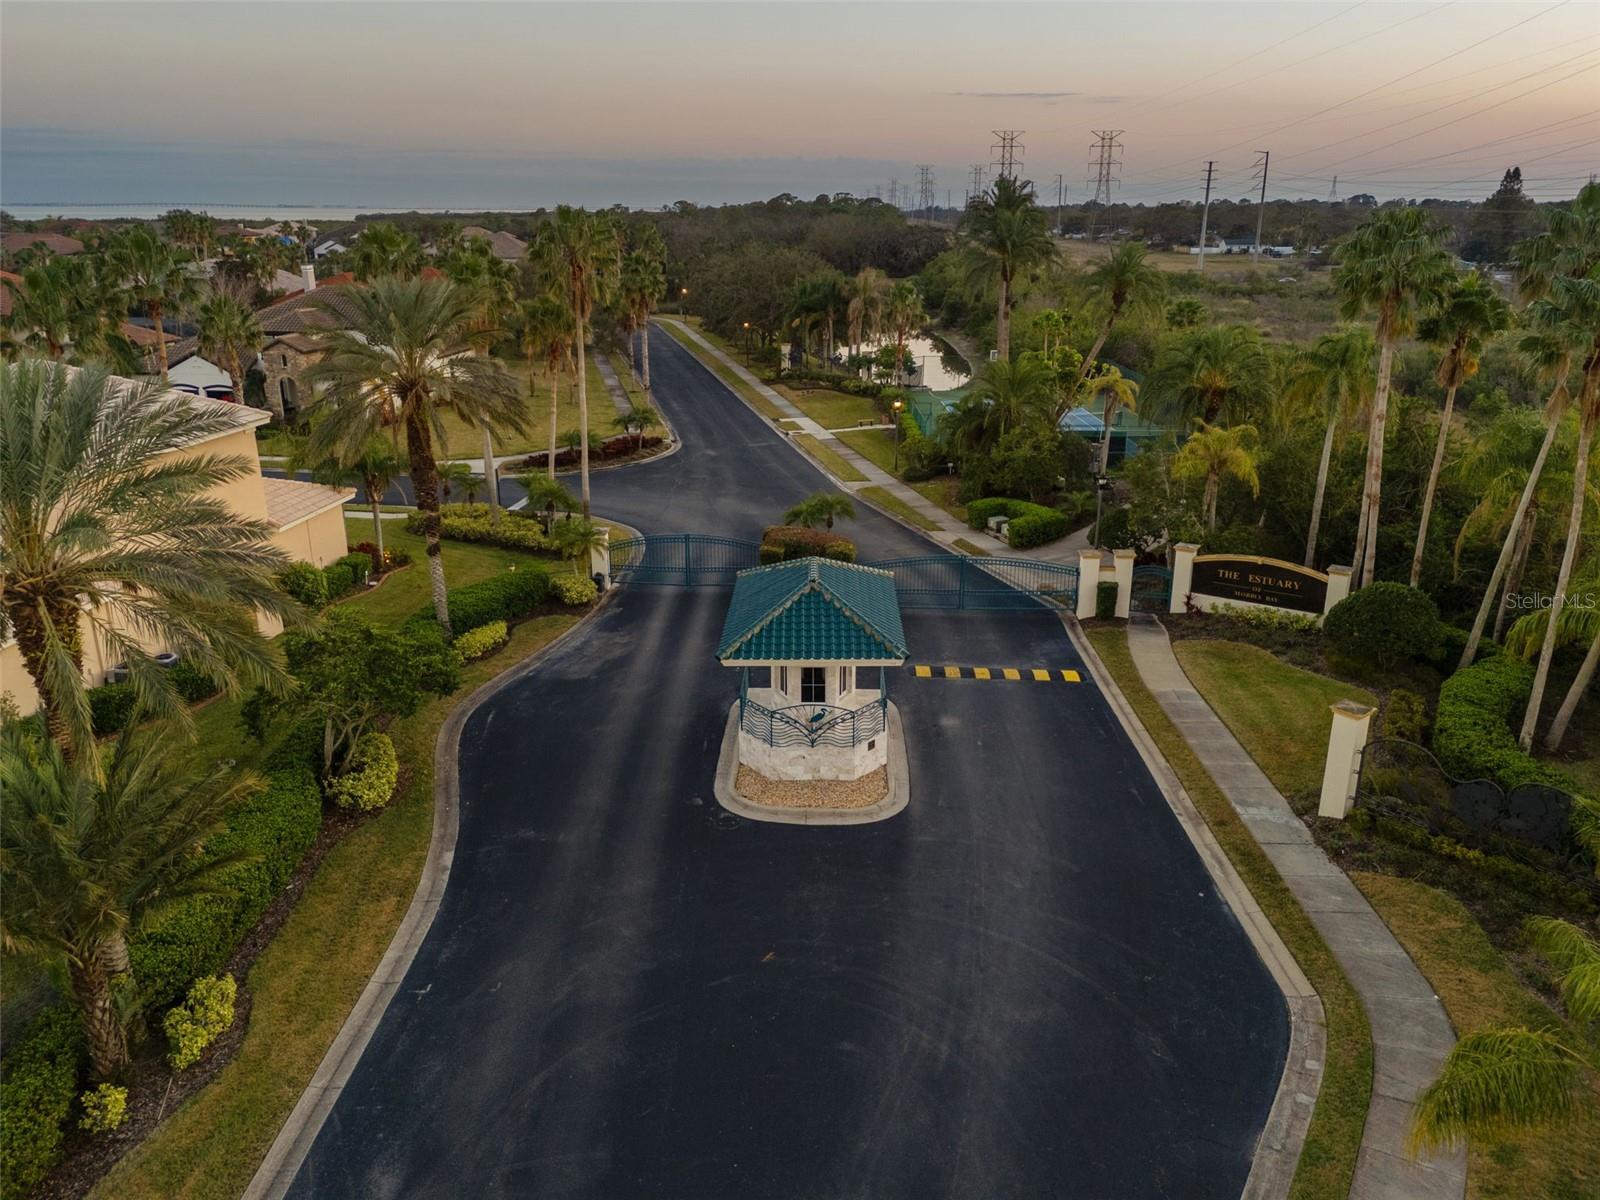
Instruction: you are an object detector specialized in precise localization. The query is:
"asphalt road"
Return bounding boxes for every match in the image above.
[286,328,1287,1199]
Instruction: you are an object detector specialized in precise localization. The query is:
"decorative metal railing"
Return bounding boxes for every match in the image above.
[1130,564,1173,613]
[737,691,888,749]
[609,534,763,586]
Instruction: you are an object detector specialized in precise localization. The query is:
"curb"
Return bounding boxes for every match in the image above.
[242,592,618,1200]
[1062,615,1324,1200]
[711,701,910,826]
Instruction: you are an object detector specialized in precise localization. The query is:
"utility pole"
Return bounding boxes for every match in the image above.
[991,130,1024,181]
[1085,130,1123,242]
[1328,174,1338,201]
[916,164,935,222]
[1250,150,1270,266]
[889,178,900,210]
[1197,160,1217,272]
[968,163,986,204]
[1054,173,1064,234]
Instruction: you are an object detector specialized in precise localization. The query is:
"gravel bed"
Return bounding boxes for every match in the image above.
[736,764,888,809]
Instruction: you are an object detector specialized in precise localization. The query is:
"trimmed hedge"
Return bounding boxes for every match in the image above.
[325,732,398,812]
[1324,582,1442,670]
[89,682,137,736]
[551,575,599,606]
[1432,655,1579,795]
[404,567,553,636]
[277,562,328,608]
[405,507,552,554]
[758,525,856,564]
[162,975,237,1071]
[453,620,508,661]
[1096,581,1119,619]
[0,1006,83,1196]
[964,498,1069,548]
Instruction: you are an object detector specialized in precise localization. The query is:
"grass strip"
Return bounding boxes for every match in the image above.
[1085,626,1371,1200]
[790,434,867,483]
[858,485,940,532]
[657,320,787,421]
[951,538,991,557]
[834,427,896,475]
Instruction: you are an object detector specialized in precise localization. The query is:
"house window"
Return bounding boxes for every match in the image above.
[838,666,851,696]
[801,667,826,704]
[778,666,788,696]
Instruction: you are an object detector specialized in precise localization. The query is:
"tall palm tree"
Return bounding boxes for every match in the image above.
[784,492,856,531]
[194,291,264,406]
[1331,207,1454,586]
[0,362,298,760]
[965,356,1056,444]
[529,207,621,519]
[1173,421,1261,529]
[883,281,926,385]
[1409,916,1599,1156]
[959,175,1057,361]
[293,433,403,575]
[1073,243,1167,394]
[105,225,198,382]
[1505,549,1600,750]
[1411,271,1511,586]
[1285,328,1376,566]
[846,267,888,365]
[1146,324,1271,428]
[620,249,666,394]
[303,276,524,636]
[442,239,519,527]
[1462,183,1600,667]
[518,295,574,480]
[349,222,425,282]
[1080,366,1140,473]
[2,257,135,369]
[0,721,263,1079]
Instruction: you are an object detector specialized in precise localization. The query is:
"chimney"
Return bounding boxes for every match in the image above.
[300,263,316,294]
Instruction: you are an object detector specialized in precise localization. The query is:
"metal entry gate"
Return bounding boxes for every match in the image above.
[1130,564,1173,613]
[609,535,761,586]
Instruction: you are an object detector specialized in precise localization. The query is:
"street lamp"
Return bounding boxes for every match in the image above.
[892,398,904,470]
[1092,471,1111,549]
[679,287,688,315]
[743,321,751,363]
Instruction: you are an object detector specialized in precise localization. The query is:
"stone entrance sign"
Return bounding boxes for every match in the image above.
[1191,555,1328,614]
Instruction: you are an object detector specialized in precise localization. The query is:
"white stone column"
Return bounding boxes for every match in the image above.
[1318,699,1375,820]
[1076,549,1100,620]
[1113,549,1135,619]
[590,526,611,589]
[1323,564,1352,619]
[1170,543,1198,615]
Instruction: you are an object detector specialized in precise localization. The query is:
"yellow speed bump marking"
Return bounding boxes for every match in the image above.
[914,665,932,678]
[1002,668,1021,681]
[1061,669,1081,682]
[973,667,991,680]
[943,665,962,679]
[1031,668,1050,681]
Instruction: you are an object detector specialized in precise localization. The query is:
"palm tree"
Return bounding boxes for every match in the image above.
[1081,366,1140,474]
[520,474,578,531]
[959,175,1057,361]
[303,277,523,636]
[1411,271,1512,587]
[1172,421,1261,529]
[518,295,574,480]
[613,401,659,451]
[105,226,198,382]
[295,434,402,575]
[3,257,135,369]
[1462,183,1600,668]
[784,492,856,531]
[965,356,1057,444]
[1331,207,1454,586]
[349,222,425,281]
[1146,325,1271,428]
[1505,550,1600,749]
[442,239,519,526]
[1284,328,1376,566]
[551,517,608,577]
[883,281,926,385]
[620,249,666,394]
[1035,308,1068,358]
[194,291,264,406]
[846,267,888,365]
[1073,242,1167,394]
[0,362,298,759]
[0,721,261,1079]
[530,207,621,519]
[1409,916,1599,1156]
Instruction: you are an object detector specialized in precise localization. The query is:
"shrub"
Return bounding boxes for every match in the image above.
[1096,581,1118,619]
[321,561,356,601]
[353,542,411,571]
[963,497,1069,547]
[758,525,856,564]
[0,1006,83,1194]
[88,682,137,736]
[278,561,329,609]
[1429,622,1476,674]
[163,974,237,1070]
[551,575,599,606]
[336,552,371,586]
[405,568,553,636]
[1432,655,1578,795]
[453,620,509,661]
[325,733,399,812]
[168,659,220,704]
[1323,582,1442,670]
[1382,688,1429,742]
[77,1084,128,1134]
[408,508,551,553]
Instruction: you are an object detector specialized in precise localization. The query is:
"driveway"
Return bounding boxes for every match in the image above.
[286,329,1287,1199]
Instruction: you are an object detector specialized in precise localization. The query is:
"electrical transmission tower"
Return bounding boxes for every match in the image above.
[1197,160,1217,272]
[916,165,935,222]
[1085,130,1123,241]
[991,130,1024,181]
[888,178,900,209]
[1250,150,1270,265]
[967,163,986,204]
[1053,173,1065,234]
[1328,174,1338,201]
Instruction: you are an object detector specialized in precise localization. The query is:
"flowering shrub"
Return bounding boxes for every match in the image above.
[325,732,400,812]
[77,1085,128,1134]
[163,974,237,1070]
[454,620,508,661]
[552,574,599,606]
[758,525,856,563]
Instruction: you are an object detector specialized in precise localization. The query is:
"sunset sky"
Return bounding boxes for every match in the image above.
[2,1,1596,213]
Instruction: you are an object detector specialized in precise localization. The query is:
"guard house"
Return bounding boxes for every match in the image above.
[717,558,907,782]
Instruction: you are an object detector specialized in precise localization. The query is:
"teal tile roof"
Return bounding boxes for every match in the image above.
[717,558,907,663]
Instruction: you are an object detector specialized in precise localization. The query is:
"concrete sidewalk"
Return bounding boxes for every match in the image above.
[594,354,635,417]
[1125,617,1465,1200]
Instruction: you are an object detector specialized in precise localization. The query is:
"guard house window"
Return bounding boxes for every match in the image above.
[778,666,788,696]
[838,666,851,696]
[801,667,826,704]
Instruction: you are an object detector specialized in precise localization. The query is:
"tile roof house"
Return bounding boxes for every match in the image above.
[1,232,85,258]
[460,226,529,261]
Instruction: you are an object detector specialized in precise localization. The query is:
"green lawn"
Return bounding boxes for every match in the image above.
[835,427,897,474]
[1086,627,1371,1200]
[952,538,990,557]
[93,521,581,1199]
[777,384,880,429]
[1353,873,1600,1200]
[333,518,551,625]
[1171,640,1377,805]
[858,486,939,532]
[790,434,866,483]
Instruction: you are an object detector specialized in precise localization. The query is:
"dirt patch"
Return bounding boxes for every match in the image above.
[736,764,887,810]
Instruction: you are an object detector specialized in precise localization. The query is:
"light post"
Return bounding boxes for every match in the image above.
[743,321,751,363]
[679,287,688,315]
[892,398,904,471]
[1092,470,1111,549]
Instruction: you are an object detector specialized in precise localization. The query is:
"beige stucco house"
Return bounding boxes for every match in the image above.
[1,375,353,716]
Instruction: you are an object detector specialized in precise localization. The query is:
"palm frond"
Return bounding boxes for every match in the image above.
[1408,1026,1582,1155]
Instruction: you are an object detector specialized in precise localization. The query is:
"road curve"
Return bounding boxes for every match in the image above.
[286,328,1287,1199]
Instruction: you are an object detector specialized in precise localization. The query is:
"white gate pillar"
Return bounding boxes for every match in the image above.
[591,527,612,590]
[1075,549,1100,619]
[1323,564,1352,618]
[1318,699,1375,820]
[1113,549,1135,619]
[1170,543,1198,614]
